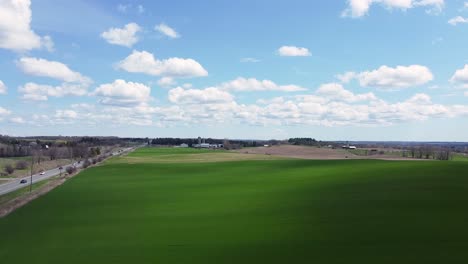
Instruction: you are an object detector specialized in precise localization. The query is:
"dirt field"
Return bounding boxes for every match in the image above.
[110,152,286,164]
[233,145,419,161]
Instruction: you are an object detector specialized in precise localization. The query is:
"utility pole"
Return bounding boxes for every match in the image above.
[29,154,34,193]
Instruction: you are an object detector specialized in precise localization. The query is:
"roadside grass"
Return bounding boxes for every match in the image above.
[0,179,51,206]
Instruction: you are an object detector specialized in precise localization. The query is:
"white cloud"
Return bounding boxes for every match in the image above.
[16,57,91,100]
[17,57,91,84]
[335,71,357,83]
[465,91,468,97]
[450,65,468,88]
[342,0,444,18]
[157,77,176,88]
[316,83,377,102]
[0,107,11,121]
[357,65,433,89]
[168,87,234,104]
[55,110,78,119]
[42,35,54,52]
[116,50,208,78]
[0,0,53,52]
[0,80,7,94]
[219,77,307,92]
[18,82,89,101]
[155,23,180,39]
[10,117,25,124]
[240,57,260,63]
[448,16,468,26]
[101,23,141,47]
[277,46,311,57]
[92,79,151,106]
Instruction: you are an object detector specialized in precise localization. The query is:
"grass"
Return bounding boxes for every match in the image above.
[112,147,283,163]
[452,153,468,161]
[0,179,51,206]
[1,148,468,263]
[128,147,223,156]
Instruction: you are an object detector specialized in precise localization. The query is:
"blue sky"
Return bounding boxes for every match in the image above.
[1,0,468,140]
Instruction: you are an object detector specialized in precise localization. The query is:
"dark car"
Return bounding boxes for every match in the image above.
[20,179,27,184]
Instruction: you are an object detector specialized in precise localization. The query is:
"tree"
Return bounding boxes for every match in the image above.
[66,166,76,174]
[4,164,14,174]
[82,159,91,168]
[15,160,28,170]
[48,147,58,160]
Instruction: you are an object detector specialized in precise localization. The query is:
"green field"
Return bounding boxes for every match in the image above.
[1,148,468,263]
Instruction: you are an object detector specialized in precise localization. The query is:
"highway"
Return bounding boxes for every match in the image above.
[0,147,134,196]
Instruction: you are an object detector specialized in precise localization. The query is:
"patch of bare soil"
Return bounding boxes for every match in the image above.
[233,145,419,161]
[233,145,356,160]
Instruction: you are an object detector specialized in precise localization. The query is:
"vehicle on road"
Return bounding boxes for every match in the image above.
[40,171,45,175]
[20,179,27,184]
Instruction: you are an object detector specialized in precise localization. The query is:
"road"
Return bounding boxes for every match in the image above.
[0,147,134,196]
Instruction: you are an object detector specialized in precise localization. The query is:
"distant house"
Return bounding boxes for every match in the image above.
[342,145,357,150]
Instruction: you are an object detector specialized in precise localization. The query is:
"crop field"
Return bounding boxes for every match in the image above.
[1,147,468,263]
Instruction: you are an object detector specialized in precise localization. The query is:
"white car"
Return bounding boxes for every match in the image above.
[39,172,45,175]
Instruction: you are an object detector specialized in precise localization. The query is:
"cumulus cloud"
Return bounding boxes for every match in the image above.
[92,79,151,106]
[0,80,7,94]
[20,83,468,129]
[219,77,307,92]
[154,23,180,39]
[357,65,433,89]
[17,57,91,84]
[18,82,89,101]
[342,0,444,18]
[16,57,92,100]
[450,65,468,88]
[316,83,377,102]
[0,0,54,52]
[159,81,468,127]
[0,107,11,121]
[55,110,78,119]
[277,46,311,57]
[9,117,25,124]
[101,23,141,47]
[116,50,208,78]
[168,87,234,104]
[157,77,176,88]
[448,16,468,26]
[335,72,357,83]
